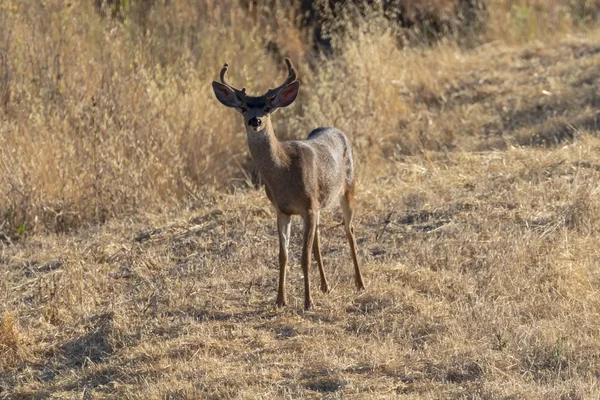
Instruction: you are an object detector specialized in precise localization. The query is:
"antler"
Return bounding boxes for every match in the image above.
[262,58,298,99]
[220,63,247,99]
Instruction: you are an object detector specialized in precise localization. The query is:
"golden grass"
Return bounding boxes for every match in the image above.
[0,312,24,371]
[2,136,600,398]
[1,0,599,234]
[1,0,600,398]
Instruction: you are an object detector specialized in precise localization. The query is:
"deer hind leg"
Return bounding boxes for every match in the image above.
[301,211,317,310]
[312,212,329,293]
[340,190,366,290]
[276,212,291,308]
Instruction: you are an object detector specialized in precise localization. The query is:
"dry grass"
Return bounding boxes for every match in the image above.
[1,0,599,234]
[1,0,600,398]
[2,136,600,398]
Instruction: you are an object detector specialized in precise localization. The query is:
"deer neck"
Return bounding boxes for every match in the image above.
[245,118,288,172]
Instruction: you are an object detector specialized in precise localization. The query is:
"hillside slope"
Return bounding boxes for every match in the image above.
[1,32,600,399]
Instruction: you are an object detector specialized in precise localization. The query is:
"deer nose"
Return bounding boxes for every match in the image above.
[248,117,262,128]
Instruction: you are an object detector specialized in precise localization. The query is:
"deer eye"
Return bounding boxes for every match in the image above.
[264,107,272,114]
[240,106,248,113]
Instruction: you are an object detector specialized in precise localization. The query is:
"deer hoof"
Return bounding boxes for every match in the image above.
[304,299,314,310]
[276,297,287,308]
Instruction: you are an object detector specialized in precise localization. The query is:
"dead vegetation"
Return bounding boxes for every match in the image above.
[2,137,600,398]
[1,0,600,398]
[1,0,599,235]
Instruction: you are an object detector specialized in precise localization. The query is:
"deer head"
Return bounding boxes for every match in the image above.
[212,59,301,132]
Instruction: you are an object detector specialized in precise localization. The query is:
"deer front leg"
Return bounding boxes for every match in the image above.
[302,211,317,310]
[276,212,291,308]
[312,212,329,293]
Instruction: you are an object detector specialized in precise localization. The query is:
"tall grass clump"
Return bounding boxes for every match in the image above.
[0,0,301,234]
[1,0,599,235]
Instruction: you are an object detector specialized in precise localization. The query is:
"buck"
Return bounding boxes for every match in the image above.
[212,59,365,310]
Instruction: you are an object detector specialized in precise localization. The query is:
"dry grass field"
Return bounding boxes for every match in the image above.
[2,0,600,398]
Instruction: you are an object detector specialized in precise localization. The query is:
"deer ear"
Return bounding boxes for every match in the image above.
[270,81,300,109]
[212,81,242,108]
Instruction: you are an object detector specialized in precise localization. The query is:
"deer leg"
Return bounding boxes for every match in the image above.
[312,212,329,293]
[276,212,291,308]
[302,211,317,310]
[341,191,366,290]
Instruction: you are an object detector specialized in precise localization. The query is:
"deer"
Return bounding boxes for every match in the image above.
[212,59,365,310]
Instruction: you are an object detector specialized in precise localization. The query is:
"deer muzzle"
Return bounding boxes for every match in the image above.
[248,117,262,129]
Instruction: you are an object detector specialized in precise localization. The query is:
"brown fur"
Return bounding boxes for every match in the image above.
[213,60,365,309]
